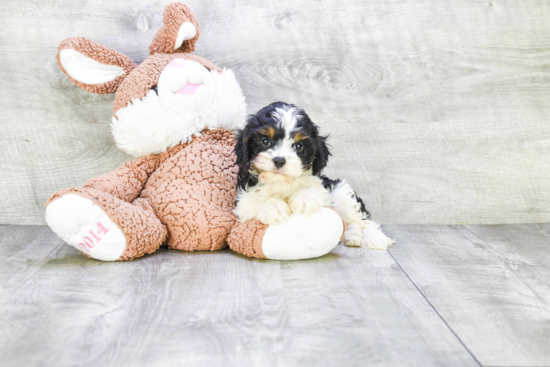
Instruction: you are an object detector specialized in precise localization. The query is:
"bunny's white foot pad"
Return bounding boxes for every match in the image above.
[46,194,126,261]
[261,208,343,260]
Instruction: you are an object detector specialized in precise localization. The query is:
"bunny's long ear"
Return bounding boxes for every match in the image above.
[56,37,137,94]
[149,2,200,54]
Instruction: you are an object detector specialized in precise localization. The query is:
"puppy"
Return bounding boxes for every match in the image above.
[234,102,394,249]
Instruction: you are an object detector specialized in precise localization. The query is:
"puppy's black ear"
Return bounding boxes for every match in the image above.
[234,128,250,190]
[235,118,258,190]
[235,128,248,170]
[312,135,330,175]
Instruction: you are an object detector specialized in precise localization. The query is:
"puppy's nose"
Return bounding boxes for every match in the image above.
[273,157,286,169]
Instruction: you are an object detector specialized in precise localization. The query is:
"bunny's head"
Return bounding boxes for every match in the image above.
[56,2,246,157]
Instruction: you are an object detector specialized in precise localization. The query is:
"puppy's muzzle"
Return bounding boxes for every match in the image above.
[273,157,286,169]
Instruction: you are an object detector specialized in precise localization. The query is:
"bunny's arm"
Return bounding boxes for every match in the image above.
[228,208,345,260]
[82,154,160,202]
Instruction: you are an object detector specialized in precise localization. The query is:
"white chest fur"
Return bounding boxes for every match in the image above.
[235,172,330,225]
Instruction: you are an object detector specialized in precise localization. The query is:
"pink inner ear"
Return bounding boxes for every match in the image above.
[175,83,200,95]
[168,58,188,68]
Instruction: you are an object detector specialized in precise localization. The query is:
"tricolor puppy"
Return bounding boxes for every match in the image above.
[234,102,394,249]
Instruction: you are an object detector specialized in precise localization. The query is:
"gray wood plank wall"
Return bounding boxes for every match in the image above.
[1,0,550,225]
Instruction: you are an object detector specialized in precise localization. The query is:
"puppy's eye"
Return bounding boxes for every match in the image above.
[261,138,270,147]
[294,142,304,152]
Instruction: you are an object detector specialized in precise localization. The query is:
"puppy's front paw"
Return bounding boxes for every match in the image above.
[288,188,326,217]
[256,198,291,225]
[361,222,395,250]
[342,221,395,249]
[342,223,363,247]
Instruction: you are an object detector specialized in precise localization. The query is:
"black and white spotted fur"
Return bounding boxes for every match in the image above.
[234,102,394,249]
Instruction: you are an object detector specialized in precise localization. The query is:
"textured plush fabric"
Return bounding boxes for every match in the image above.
[83,154,159,202]
[112,52,221,115]
[47,188,167,261]
[47,3,254,260]
[228,220,268,259]
[111,68,245,157]
[48,128,239,257]
[149,2,200,55]
[56,37,137,95]
[140,129,239,251]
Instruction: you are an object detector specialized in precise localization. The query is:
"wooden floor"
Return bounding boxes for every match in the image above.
[1,224,550,367]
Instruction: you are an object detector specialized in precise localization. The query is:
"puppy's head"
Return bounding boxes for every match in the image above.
[235,102,330,189]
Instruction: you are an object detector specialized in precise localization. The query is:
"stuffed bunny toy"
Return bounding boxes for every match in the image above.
[46,2,344,261]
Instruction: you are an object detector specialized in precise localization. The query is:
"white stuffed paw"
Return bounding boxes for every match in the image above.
[288,188,327,217]
[46,194,127,261]
[256,198,291,225]
[261,208,344,260]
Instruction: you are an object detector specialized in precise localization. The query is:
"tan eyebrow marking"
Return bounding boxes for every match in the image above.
[261,126,275,138]
[294,132,309,142]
